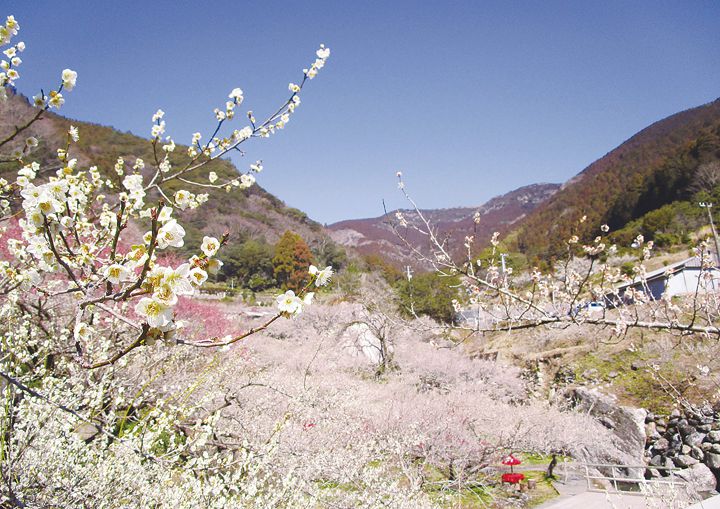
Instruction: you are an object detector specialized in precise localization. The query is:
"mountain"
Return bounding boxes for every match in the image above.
[510,98,720,262]
[0,92,326,250]
[328,183,560,267]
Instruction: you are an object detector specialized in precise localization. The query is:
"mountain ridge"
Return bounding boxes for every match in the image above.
[328,183,560,267]
[511,97,720,261]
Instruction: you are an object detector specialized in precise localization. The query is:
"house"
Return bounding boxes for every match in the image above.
[614,254,720,301]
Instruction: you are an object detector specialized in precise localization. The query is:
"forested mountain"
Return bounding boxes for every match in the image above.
[510,98,720,262]
[0,92,327,251]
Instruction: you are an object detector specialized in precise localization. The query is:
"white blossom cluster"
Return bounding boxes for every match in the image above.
[0,12,342,509]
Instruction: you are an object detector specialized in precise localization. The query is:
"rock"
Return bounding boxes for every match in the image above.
[607,371,619,379]
[342,322,388,365]
[74,422,100,441]
[647,468,661,478]
[582,368,599,379]
[652,437,670,452]
[645,412,656,423]
[599,416,615,430]
[682,445,692,455]
[569,388,647,466]
[698,424,713,432]
[676,463,717,493]
[708,430,720,443]
[711,444,720,454]
[673,454,699,467]
[650,454,665,466]
[554,365,576,384]
[670,433,683,450]
[630,361,644,371]
[706,452,720,469]
[656,418,667,428]
[671,409,682,418]
[645,422,660,441]
[692,446,705,461]
[679,423,695,437]
[685,432,707,448]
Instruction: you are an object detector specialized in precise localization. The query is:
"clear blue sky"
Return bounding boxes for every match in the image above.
[10,1,720,224]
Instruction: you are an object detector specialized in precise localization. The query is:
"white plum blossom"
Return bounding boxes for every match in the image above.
[188,267,208,286]
[239,173,255,189]
[104,263,132,284]
[200,236,220,257]
[157,219,185,249]
[162,263,194,296]
[276,290,303,315]
[174,189,192,210]
[61,68,77,91]
[309,265,333,287]
[228,87,243,103]
[73,321,94,342]
[134,296,173,328]
[206,258,223,275]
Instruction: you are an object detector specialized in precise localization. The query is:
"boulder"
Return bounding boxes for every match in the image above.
[708,430,720,443]
[653,437,670,452]
[676,462,717,493]
[705,452,720,469]
[673,454,699,468]
[685,432,707,448]
[645,422,660,441]
[570,387,647,466]
[693,446,707,460]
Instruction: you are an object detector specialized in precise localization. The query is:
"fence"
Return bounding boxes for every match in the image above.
[583,462,690,497]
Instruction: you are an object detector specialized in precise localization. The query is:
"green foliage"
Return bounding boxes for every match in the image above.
[395,272,460,324]
[333,261,363,298]
[272,230,315,292]
[221,239,276,291]
[473,246,528,273]
[363,254,404,285]
[311,238,348,271]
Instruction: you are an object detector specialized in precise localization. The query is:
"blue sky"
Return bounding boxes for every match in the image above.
[10,1,720,224]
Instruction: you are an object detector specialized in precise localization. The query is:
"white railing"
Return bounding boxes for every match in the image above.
[583,462,689,497]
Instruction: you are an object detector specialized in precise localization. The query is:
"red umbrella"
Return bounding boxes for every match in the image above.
[501,454,524,484]
[501,454,521,472]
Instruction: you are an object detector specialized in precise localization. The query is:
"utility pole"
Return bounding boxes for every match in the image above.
[699,202,720,266]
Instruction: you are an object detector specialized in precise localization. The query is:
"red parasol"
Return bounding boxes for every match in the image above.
[501,454,522,471]
[500,454,525,484]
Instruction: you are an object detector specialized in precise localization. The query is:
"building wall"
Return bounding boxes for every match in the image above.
[665,268,720,296]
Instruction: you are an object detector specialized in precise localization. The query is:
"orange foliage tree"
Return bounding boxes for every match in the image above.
[273,230,315,292]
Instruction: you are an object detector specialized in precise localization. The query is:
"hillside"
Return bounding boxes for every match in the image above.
[511,98,720,262]
[0,92,327,251]
[328,183,560,267]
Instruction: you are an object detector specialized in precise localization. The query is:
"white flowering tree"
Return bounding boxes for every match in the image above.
[392,172,720,339]
[0,14,340,506]
[0,15,333,364]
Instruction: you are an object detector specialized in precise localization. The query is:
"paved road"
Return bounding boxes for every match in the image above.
[536,491,657,508]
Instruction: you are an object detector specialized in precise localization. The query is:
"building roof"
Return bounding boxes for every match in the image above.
[616,253,718,291]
